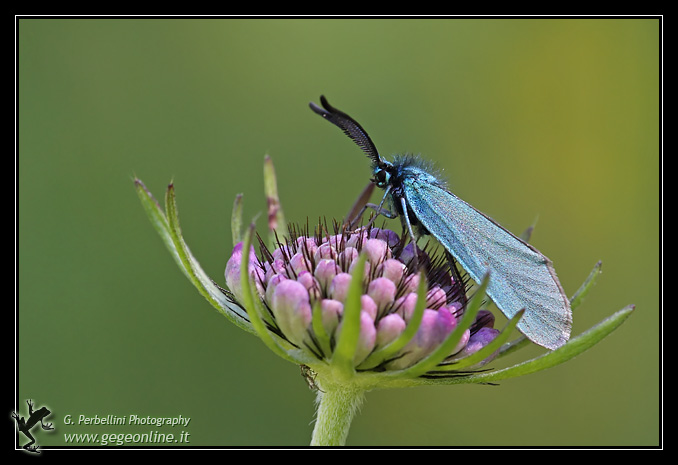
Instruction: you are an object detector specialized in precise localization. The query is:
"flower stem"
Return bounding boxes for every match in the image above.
[310,385,365,446]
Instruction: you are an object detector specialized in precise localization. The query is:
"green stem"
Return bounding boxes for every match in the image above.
[310,385,365,446]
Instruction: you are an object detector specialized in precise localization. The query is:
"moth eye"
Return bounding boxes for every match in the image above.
[373,169,389,187]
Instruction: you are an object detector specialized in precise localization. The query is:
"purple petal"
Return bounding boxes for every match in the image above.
[270,279,312,346]
[295,237,318,258]
[463,327,500,360]
[391,308,460,369]
[297,270,320,300]
[426,286,447,309]
[401,273,420,295]
[329,272,353,302]
[474,310,496,329]
[338,247,359,268]
[314,259,339,292]
[264,258,286,283]
[361,295,378,320]
[348,255,371,280]
[376,313,406,346]
[288,252,311,276]
[363,238,391,265]
[376,258,406,284]
[354,311,377,364]
[367,277,396,312]
[368,228,400,247]
[320,298,343,335]
[314,242,338,262]
[345,230,368,248]
[393,292,419,321]
[265,273,287,303]
[225,242,259,301]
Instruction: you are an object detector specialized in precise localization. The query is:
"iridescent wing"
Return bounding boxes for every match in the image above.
[404,178,572,349]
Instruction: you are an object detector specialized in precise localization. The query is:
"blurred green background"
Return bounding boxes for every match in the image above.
[18,18,659,447]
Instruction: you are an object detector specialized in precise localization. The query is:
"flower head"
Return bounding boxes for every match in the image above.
[134,155,634,446]
[224,223,502,376]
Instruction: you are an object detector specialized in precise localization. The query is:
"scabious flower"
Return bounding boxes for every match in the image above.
[135,156,634,446]
[224,223,501,374]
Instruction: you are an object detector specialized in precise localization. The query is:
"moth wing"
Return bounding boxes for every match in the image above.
[404,179,572,349]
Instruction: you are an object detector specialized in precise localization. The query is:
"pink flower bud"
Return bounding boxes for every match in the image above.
[376,313,406,347]
[270,279,312,346]
[329,272,353,302]
[376,258,406,284]
[367,277,396,312]
[462,327,500,366]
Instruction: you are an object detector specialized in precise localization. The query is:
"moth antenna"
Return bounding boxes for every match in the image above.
[309,95,385,168]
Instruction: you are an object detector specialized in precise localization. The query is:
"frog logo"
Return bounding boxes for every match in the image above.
[11,399,54,453]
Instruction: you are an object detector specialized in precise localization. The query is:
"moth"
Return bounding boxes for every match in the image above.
[310,95,572,350]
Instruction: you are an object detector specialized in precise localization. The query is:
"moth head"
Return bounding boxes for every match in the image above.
[371,159,394,189]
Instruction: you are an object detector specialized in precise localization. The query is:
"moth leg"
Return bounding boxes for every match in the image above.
[347,185,397,230]
[348,202,398,230]
[399,197,420,270]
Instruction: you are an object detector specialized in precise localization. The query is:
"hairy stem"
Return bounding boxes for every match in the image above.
[310,385,365,446]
